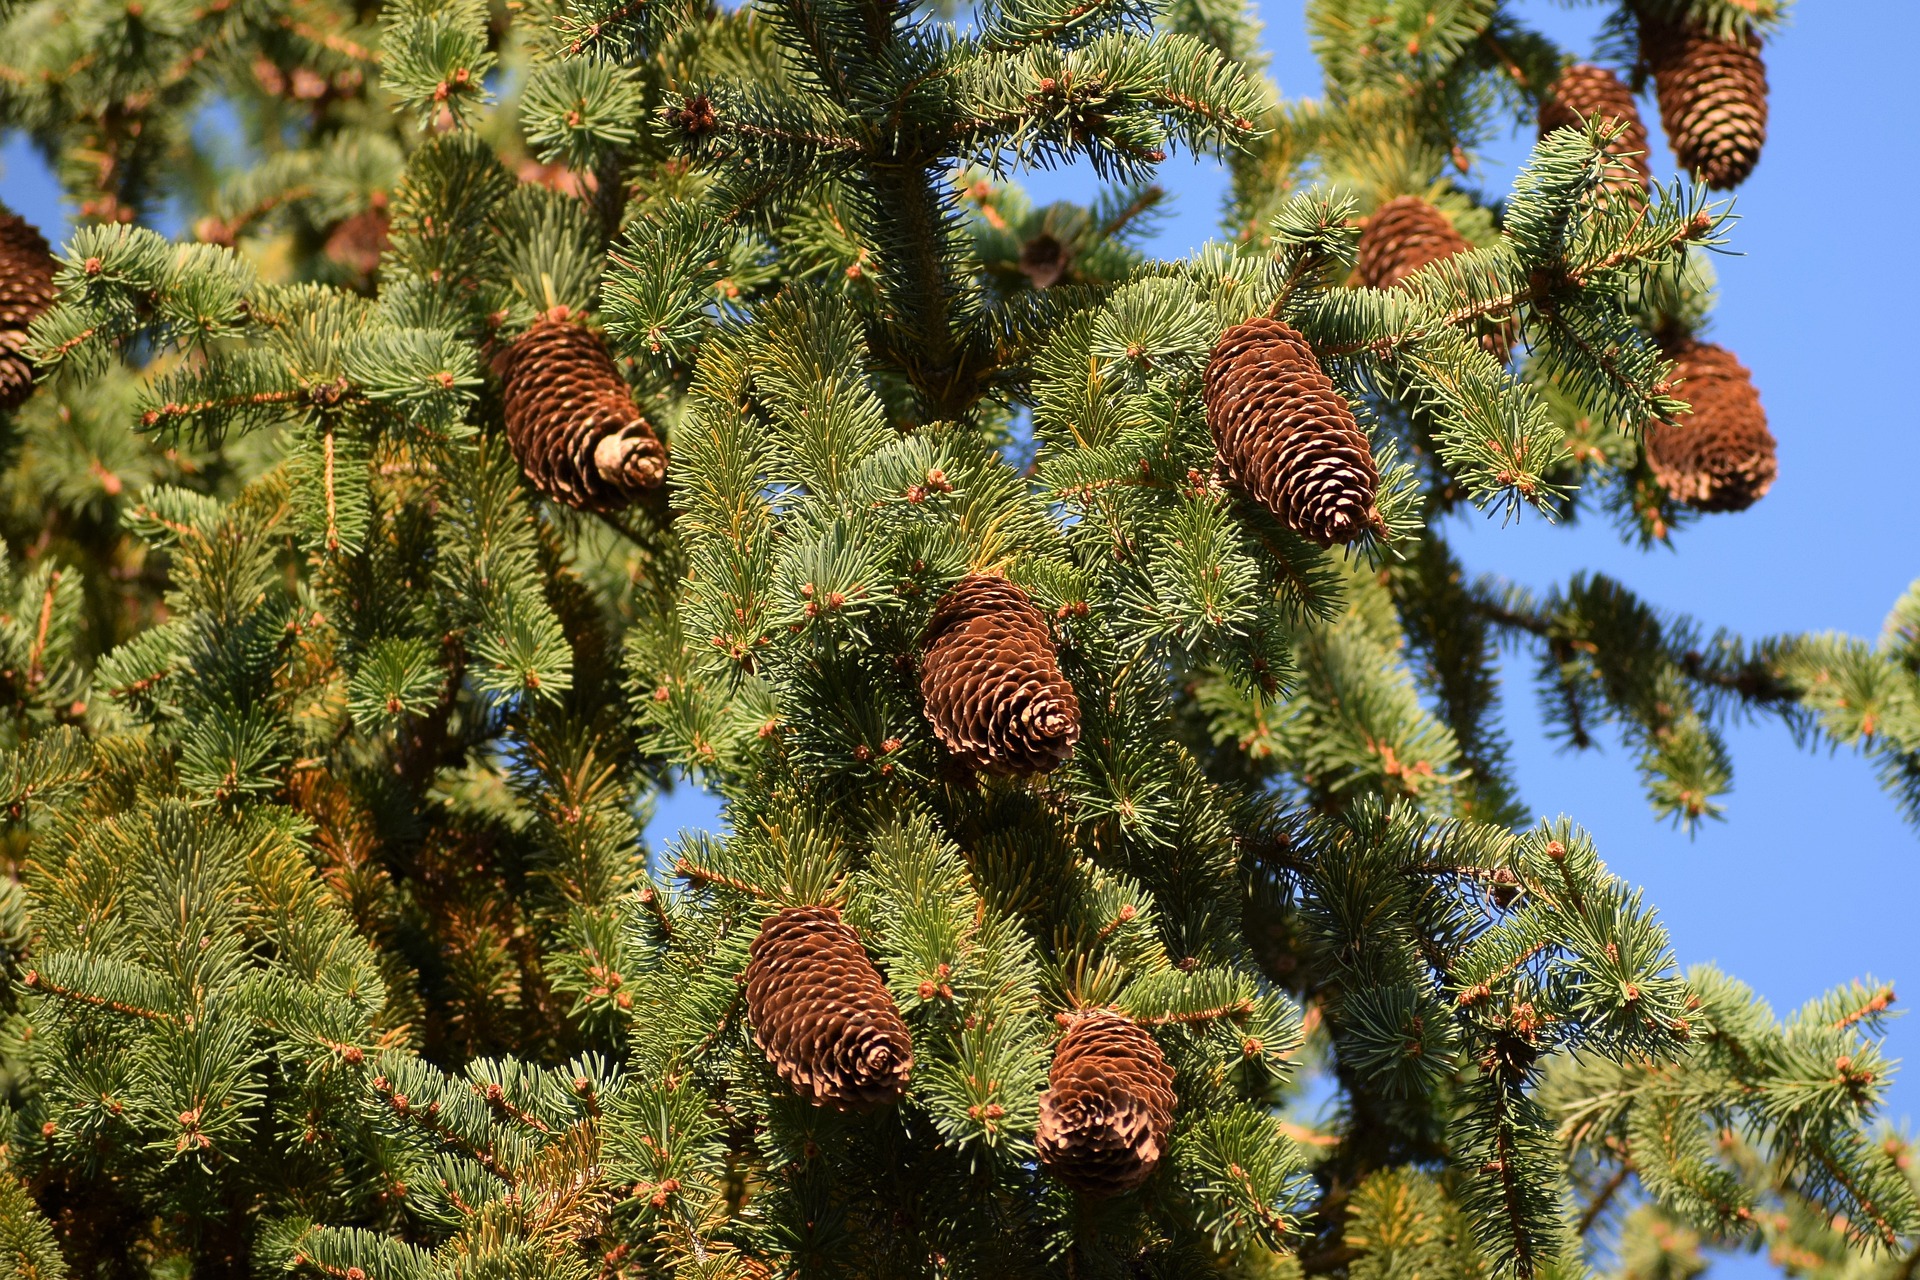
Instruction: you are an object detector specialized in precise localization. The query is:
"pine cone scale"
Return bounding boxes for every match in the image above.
[1645,338,1775,512]
[1539,63,1653,197]
[1355,196,1472,291]
[1355,196,1516,359]
[0,211,59,413]
[1643,20,1768,189]
[1038,1009,1177,1196]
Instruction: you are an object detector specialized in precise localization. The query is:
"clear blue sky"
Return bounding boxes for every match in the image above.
[6,0,1917,1251]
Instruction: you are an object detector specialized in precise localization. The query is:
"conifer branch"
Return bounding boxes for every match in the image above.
[0,0,1896,1272]
[672,857,769,898]
[21,970,170,1022]
[1135,998,1255,1027]
[368,1073,510,1179]
[1577,1164,1631,1235]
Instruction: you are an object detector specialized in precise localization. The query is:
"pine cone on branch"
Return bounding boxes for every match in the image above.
[744,904,914,1111]
[1644,338,1775,512]
[322,207,391,279]
[0,210,59,414]
[1037,1009,1176,1197]
[1641,18,1767,189]
[1355,196,1472,292]
[1018,233,1070,290]
[496,308,667,511]
[919,574,1080,777]
[1539,64,1653,197]
[1203,317,1382,546]
[1354,198,1514,361]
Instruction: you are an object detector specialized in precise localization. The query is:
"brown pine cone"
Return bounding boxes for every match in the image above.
[919,574,1080,777]
[1037,1009,1176,1197]
[1642,18,1767,189]
[1644,338,1775,512]
[1539,64,1653,196]
[1355,198,1514,361]
[744,904,914,1111]
[496,308,666,511]
[0,210,59,413]
[1203,317,1382,546]
[1018,233,1070,290]
[1355,196,1472,292]
[322,207,391,278]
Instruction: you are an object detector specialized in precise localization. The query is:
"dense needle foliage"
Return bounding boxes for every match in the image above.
[0,0,1917,1275]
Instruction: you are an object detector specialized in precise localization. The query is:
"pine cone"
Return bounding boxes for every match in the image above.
[496,309,667,511]
[744,904,914,1111]
[0,210,59,413]
[1355,198,1514,361]
[919,574,1080,777]
[1018,233,1070,290]
[1644,338,1775,512]
[1355,196,1473,292]
[1037,1009,1176,1197]
[1203,317,1382,546]
[1539,64,1653,196]
[323,207,391,278]
[1642,19,1767,189]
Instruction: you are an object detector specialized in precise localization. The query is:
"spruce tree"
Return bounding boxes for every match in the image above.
[0,0,1915,1274]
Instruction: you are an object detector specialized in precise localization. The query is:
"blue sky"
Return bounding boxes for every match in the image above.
[6,0,1917,1255]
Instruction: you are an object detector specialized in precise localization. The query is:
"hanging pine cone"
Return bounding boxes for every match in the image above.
[919,574,1080,777]
[1644,338,1775,512]
[1539,64,1653,196]
[1354,198,1514,361]
[1018,232,1070,290]
[1355,196,1473,292]
[743,904,914,1111]
[322,207,391,278]
[1037,1009,1177,1197]
[1641,18,1767,189]
[0,210,59,414]
[495,308,666,511]
[1203,317,1382,546]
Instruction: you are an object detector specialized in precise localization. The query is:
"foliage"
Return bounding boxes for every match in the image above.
[0,0,1915,1274]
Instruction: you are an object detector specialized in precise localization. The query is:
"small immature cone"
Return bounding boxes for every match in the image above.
[1355,198,1514,361]
[0,210,59,413]
[1644,338,1775,512]
[919,574,1080,777]
[1539,64,1653,196]
[1641,18,1768,190]
[496,309,667,511]
[744,905,914,1111]
[1037,1009,1177,1197]
[1203,317,1382,546]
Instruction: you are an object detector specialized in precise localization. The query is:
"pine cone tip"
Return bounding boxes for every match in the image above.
[593,420,668,493]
